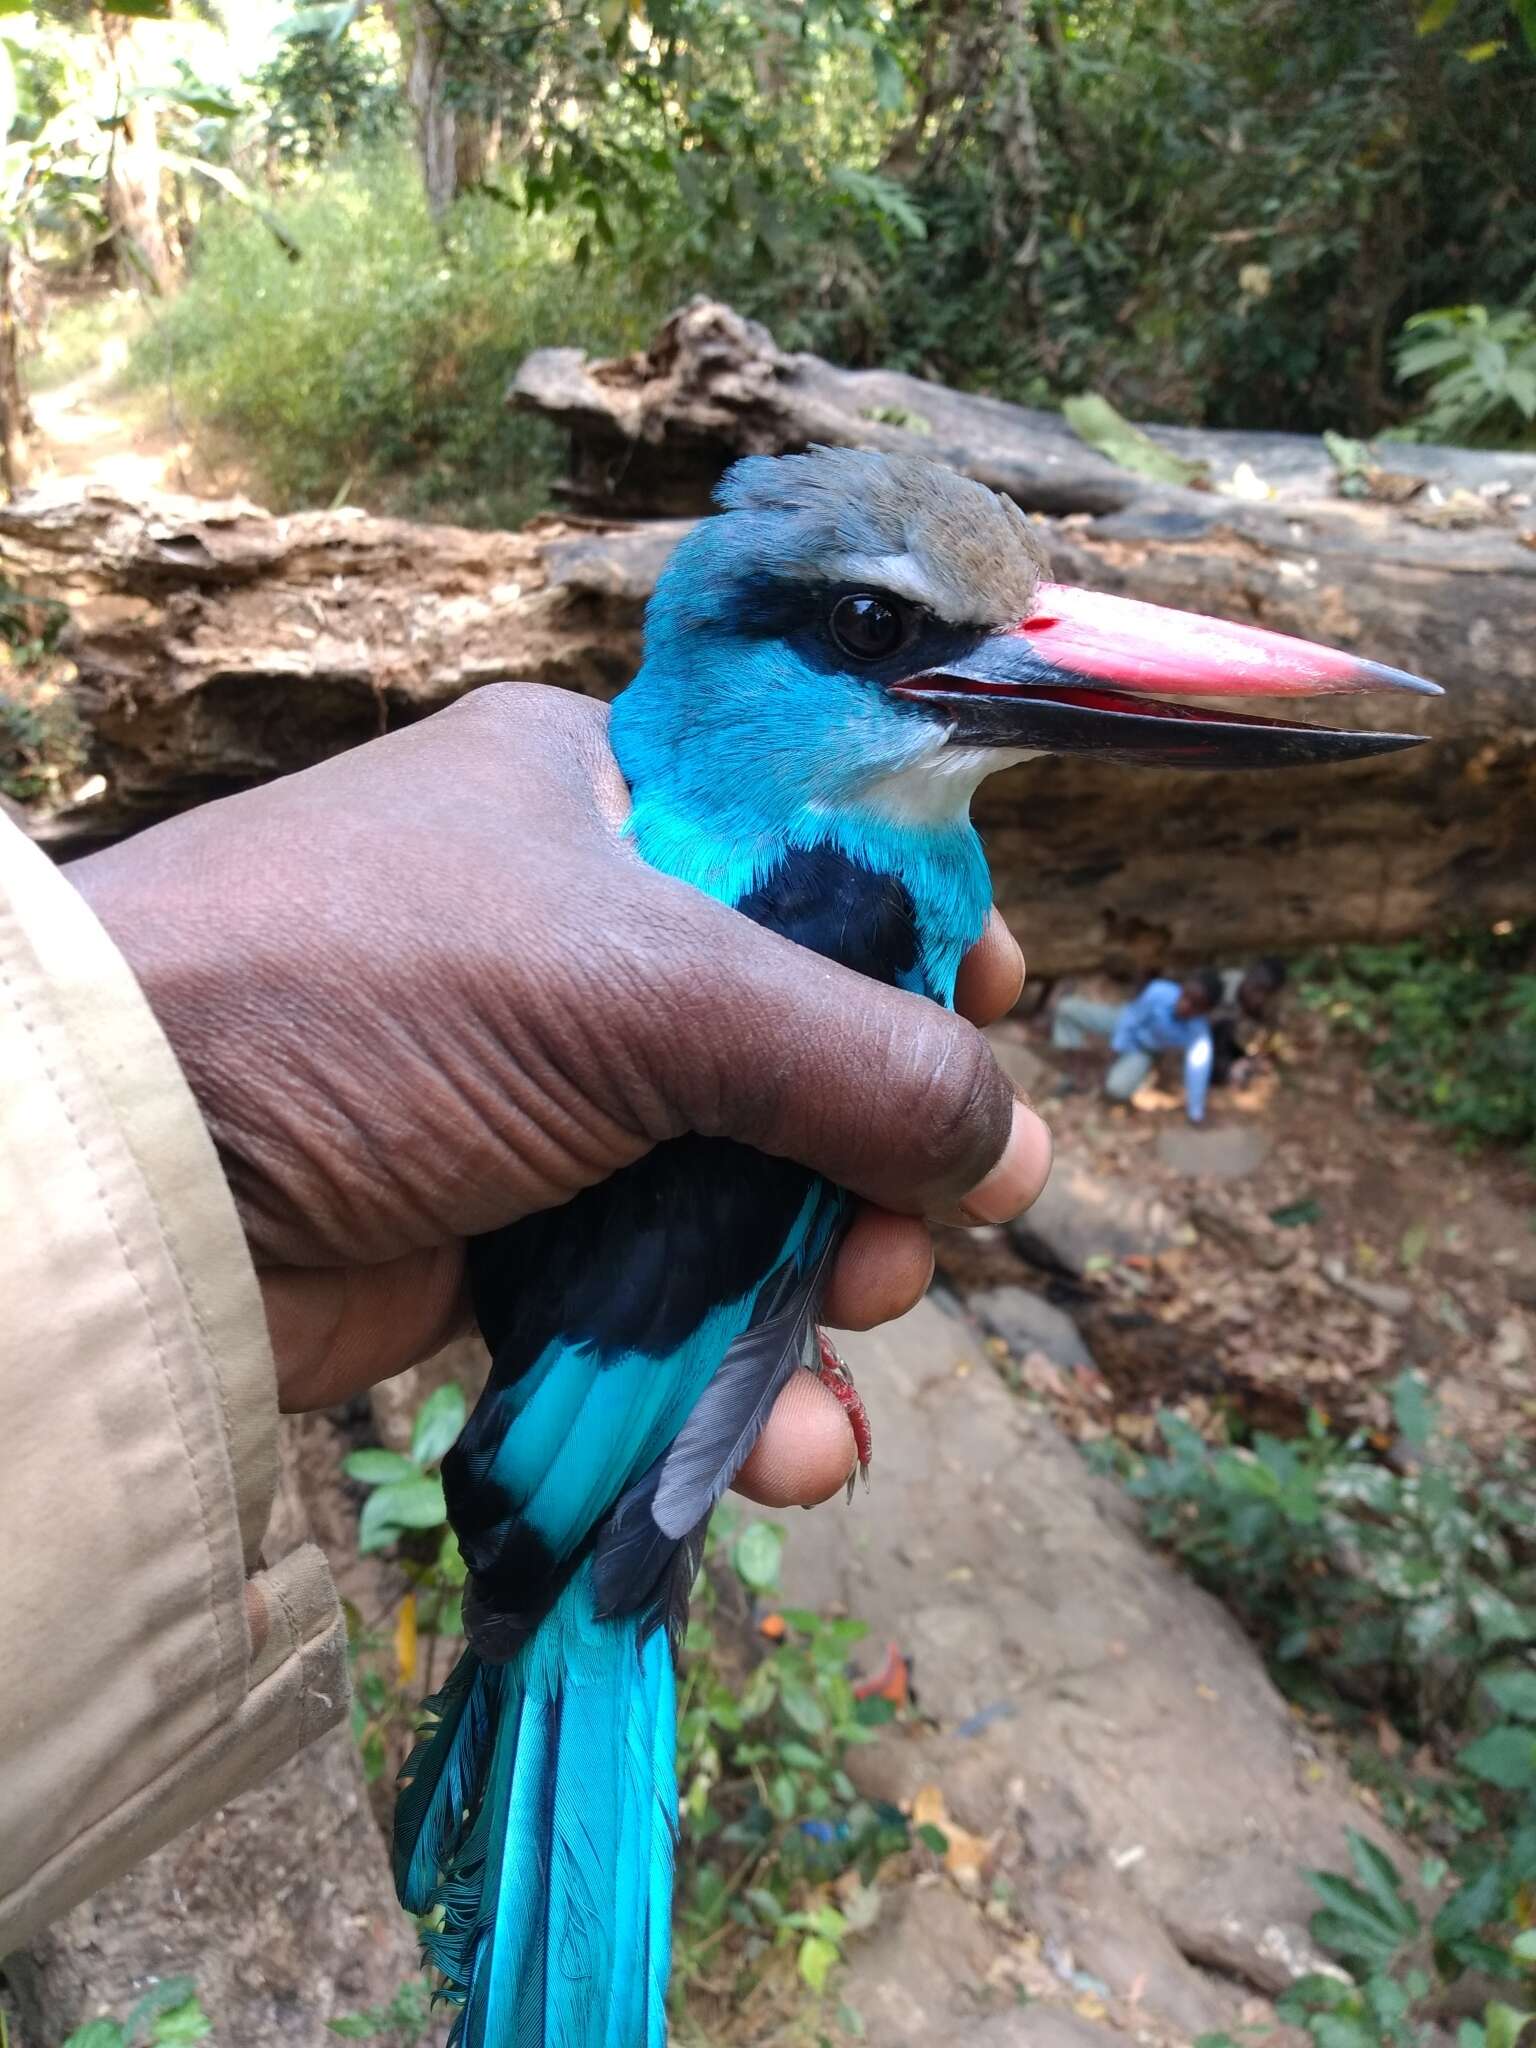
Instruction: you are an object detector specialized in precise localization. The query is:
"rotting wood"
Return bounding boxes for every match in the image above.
[4,451,1532,975]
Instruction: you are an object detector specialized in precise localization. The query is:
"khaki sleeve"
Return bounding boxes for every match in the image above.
[0,816,348,1954]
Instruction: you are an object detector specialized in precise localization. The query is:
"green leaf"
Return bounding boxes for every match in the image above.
[326,2018,382,2039]
[60,2027,126,2048]
[1390,1372,1435,1449]
[1483,2006,1533,2048]
[1511,1929,1536,1964]
[916,1823,950,1854]
[732,1521,784,1593]
[1470,1586,1534,1646]
[1062,393,1210,489]
[123,1980,200,2045]
[1344,1831,1419,1935]
[1461,1726,1536,1790]
[148,2003,212,2046]
[1271,1197,1322,1228]
[341,1448,417,1487]
[779,1680,829,1737]
[798,1933,840,1993]
[357,1476,446,1553]
[1323,430,1374,477]
[870,43,908,112]
[411,1383,467,1470]
[97,0,173,15]
[768,1771,798,1820]
[1513,0,1536,53]
[1482,1671,1536,1722]
[1416,0,1460,29]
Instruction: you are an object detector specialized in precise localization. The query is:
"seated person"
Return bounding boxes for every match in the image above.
[1051,970,1222,1123]
[1210,956,1288,1085]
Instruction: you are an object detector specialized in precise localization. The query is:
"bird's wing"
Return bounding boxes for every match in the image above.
[589,1214,841,1639]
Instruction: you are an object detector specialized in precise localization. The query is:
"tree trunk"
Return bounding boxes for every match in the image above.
[3,475,1531,974]
[95,13,180,294]
[402,0,489,216]
[0,241,31,493]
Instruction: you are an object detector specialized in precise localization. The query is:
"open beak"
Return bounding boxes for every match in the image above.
[890,582,1441,769]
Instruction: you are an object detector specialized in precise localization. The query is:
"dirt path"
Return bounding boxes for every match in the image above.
[26,315,246,500]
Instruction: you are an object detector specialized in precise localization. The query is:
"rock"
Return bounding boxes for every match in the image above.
[1156,1123,1271,1179]
[1321,1256,1413,1318]
[764,1297,1410,2033]
[6,1732,425,2048]
[975,2013,1130,2048]
[970,1286,1097,1375]
[1009,1159,1181,1275]
[985,1024,1055,1103]
[1190,1201,1296,1273]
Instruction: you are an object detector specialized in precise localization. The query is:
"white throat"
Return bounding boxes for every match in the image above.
[855,743,1038,827]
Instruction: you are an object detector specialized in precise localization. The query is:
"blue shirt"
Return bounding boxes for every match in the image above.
[1112,979,1213,1123]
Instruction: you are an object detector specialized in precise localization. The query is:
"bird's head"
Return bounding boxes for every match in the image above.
[612,446,1438,876]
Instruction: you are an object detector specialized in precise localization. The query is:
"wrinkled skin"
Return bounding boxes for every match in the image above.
[71,685,1051,1506]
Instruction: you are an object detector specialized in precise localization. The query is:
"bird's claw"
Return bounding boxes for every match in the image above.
[815,1330,872,1501]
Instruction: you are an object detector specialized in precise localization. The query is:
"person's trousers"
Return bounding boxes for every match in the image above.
[1050,996,1153,1100]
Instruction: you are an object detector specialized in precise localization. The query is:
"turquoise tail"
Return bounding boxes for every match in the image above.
[394,1568,677,2048]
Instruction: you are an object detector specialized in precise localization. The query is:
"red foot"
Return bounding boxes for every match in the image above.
[816,1330,872,1499]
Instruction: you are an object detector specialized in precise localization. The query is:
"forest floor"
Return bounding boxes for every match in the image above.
[943,992,1535,1463]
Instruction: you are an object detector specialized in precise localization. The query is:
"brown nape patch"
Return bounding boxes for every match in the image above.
[723,445,1050,628]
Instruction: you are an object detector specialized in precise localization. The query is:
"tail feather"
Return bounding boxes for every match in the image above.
[395,1569,677,2048]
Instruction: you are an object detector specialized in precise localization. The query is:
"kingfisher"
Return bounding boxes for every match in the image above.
[393,447,1438,2047]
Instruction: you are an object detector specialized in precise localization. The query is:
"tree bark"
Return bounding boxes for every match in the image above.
[401,0,490,216]
[0,240,32,493]
[3,476,1531,975]
[95,12,180,294]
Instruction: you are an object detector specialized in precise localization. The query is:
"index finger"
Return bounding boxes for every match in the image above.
[954,908,1025,1026]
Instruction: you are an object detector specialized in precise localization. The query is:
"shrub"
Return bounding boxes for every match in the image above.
[1299,928,1536,1166]
[130,147,675,527]
[1394,305,1536,449]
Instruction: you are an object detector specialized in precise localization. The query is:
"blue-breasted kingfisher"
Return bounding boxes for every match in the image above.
[393,447,1439,2047]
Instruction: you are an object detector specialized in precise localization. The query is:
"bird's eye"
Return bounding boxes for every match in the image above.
[829,592,907,662]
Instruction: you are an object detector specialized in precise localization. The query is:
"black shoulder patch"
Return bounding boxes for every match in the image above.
[737,841,920,987]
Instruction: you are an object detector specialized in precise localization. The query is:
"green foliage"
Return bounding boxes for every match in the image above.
[672,1507,905,2001]
[126,146,672,524]
[1123,1386,1536,2044]
[326,1975,435,2044]
[1300,928,1536,1164]
[1127,1380,1536,1729]
[1394,304,1536,448]
[59,1979,212,2048]
[251,13,402,170]
[0,585,86,805]
[344,1380,465,1557]
[344,1382,470,1778]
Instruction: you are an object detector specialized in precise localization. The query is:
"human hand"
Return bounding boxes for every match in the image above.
[71,686,1051,1506]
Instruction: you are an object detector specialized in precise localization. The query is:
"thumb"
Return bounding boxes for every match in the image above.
[648,895,1052,1222]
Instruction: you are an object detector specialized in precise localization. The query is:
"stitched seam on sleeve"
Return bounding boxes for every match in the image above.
[0,929,235,1708]
[266,1568,315,1729]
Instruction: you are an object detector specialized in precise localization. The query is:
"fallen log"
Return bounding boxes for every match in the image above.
[512,297,1536,522]
[3,463,1532,974]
